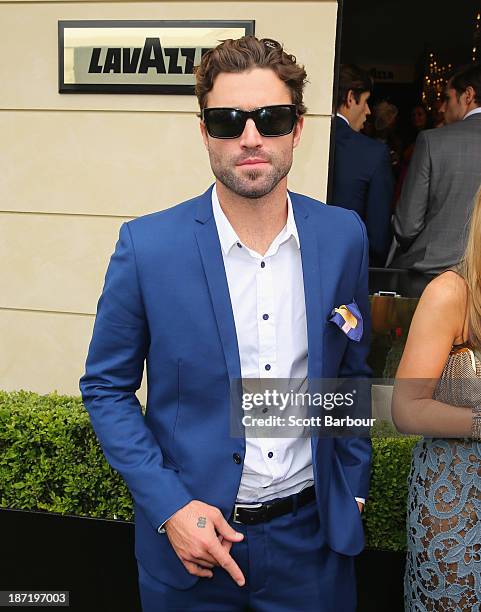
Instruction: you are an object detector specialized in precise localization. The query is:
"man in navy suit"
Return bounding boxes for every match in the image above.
[328,64,393,267]
[80,36,371,611]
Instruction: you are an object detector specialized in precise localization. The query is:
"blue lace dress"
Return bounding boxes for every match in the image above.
[405,345,481,611]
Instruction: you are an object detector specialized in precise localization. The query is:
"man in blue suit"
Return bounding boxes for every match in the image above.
[80,36,371,611]
[328,64,393,267]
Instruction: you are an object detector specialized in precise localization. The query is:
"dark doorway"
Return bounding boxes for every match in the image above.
[340,0,479,122]
[328,0,480,266]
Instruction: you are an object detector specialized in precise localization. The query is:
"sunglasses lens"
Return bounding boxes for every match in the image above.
[203,105,297,139]
[256,106,296,136]
[204,109,245,138]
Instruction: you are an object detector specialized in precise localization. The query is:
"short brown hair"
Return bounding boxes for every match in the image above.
[336,64,373,109]
[194,36,308,115]
[451,63,481,105]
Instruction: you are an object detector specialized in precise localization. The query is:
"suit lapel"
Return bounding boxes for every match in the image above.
[291,193,327,379]
[194,188,242,382]
[292,192,330,466]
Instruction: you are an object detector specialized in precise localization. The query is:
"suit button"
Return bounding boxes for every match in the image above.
[233,452,242,464]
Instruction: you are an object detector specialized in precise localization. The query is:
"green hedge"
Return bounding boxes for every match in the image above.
[0,391,132,520]
[0,391,418,551]
[365,422,418,551]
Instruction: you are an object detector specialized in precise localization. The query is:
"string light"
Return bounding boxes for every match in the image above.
[422,51,451,111]
[474,9,481,63]
[423,8,479,108]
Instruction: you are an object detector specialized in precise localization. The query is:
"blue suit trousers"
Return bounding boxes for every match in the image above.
[138,500,356,612]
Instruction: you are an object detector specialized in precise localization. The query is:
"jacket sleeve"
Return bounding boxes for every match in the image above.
[79,222,193,531]
[393,131,431,251]
[334,212,372,500]
[364,144,394,266]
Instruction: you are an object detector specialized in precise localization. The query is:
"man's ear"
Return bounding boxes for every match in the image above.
[346,89,355,109]
[199,120,209,151]
[464,85,476,106]
[293,115,304,149]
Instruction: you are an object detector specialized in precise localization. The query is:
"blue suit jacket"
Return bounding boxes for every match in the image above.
[329,116,393,266]
[80,186,372,589]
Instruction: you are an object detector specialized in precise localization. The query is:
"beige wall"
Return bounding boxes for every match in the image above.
[0,0,338,396]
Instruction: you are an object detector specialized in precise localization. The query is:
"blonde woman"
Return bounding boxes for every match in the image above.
[393,186,481,611]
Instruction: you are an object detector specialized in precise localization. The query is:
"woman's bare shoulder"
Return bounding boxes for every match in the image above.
[422,270,467,306]
[419,271,468,338]
[396,271,469,378]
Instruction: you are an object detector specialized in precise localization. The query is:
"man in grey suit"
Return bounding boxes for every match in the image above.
[391,64,481,274]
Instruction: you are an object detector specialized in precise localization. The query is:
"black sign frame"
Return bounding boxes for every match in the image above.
[58,20,255,95]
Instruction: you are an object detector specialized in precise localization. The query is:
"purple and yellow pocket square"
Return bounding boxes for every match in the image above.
[328,301,363,342]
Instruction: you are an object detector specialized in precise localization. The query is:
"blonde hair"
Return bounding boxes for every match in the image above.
[459,185,481,348]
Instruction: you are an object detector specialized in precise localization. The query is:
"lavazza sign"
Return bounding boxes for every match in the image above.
[87,39,206,76]
[58,20,255,94]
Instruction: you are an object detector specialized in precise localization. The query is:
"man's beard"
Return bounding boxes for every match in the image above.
[208,149,293,199]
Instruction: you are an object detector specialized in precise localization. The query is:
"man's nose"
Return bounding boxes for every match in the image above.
[239,118,263,147]
[440,101,447,113]
[366,104,371,116]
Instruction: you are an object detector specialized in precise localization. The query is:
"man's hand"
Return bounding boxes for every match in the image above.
[164,500,245,585]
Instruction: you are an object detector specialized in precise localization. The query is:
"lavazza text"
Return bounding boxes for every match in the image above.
[88,39,207,75]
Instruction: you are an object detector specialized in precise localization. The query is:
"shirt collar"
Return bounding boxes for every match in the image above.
[463,107,481,120]
[211,183,300,256]
[336,112,350,126]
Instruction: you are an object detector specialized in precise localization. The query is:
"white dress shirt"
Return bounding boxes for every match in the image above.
[336,112,350,126]
[212,185,314,502]
[464,107,481,120]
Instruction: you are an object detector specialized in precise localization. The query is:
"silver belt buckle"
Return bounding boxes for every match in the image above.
[233,502,263,523]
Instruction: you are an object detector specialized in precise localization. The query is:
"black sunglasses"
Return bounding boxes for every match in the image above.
[202,104,298,139]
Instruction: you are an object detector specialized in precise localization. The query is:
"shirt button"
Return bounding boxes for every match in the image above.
[232,452,242,464]
[262,314,269,320]
[267,451,274,459]
[260,261,265,268]
[237,242,242,248]
[265,364,271,371]
[262,407,268,413]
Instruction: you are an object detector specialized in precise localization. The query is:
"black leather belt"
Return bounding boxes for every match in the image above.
[231,486,316,525]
